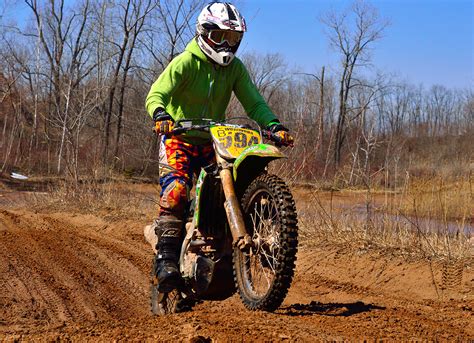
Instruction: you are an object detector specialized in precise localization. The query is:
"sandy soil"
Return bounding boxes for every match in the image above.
[0,185,473,341]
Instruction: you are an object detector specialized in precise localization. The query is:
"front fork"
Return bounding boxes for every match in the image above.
[216,155,252,250]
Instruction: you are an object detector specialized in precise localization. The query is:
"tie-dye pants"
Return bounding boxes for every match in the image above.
[158,136,215,219]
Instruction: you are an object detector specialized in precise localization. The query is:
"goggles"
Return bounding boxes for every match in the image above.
[208,30,243,47]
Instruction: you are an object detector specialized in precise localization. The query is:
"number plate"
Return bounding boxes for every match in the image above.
[210,126,261,159]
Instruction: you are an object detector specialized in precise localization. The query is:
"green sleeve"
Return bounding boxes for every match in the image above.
[233,60,278,128]
[145,54,189,119]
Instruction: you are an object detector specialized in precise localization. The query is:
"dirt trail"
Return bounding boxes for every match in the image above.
[0,206,472,341]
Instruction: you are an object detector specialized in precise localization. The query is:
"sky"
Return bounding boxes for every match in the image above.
[238,0,473,89]
[2,0,472,89]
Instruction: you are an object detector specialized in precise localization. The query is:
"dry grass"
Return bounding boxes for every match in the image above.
[295,177,472,263]
[31,173,472,263]
[399,175,473,222]
[33,178,159,220]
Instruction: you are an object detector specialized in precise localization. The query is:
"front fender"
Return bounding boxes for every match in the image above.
[233,143,286,181]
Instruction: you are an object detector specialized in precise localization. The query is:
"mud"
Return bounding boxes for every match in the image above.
[0,191,473,341]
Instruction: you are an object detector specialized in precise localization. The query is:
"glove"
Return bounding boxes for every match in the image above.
[153,108,174,135]
[267,122,294,147]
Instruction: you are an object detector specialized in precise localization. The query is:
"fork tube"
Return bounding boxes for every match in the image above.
[218,158,251,250]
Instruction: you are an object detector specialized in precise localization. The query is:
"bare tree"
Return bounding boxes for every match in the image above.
[297,67,327,158]
[23,0,96,174]
[321,0,388,168]
[347,74,389,184]
[242,52,288,104]
[100,0,155,166]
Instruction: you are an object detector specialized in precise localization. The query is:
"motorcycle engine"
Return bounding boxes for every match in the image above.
[182,251,215,295]
[193,255,215,294]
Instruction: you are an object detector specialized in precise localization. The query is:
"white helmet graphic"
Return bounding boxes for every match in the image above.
[196,2,247,66]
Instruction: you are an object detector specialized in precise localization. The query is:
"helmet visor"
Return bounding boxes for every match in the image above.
[208,30,243,47]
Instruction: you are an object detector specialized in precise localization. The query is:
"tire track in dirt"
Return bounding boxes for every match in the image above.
[40,215,150,297]
[40,214,151,273]
[0,215,74,327]
[43,214,151,321]
[1,208,472,341]
[0,210,150,328]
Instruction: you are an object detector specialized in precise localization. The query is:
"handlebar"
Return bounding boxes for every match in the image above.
[170,124,211,135]
[156,119,290,146]
[170,124,281,144]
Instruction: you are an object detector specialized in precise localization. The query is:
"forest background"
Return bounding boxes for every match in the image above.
[0,0,472,190]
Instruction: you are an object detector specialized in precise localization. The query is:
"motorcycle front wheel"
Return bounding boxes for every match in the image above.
[233,173,298,311]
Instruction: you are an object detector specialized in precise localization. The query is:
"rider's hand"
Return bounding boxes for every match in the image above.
[153,108,174,135]
[267,123,294,147]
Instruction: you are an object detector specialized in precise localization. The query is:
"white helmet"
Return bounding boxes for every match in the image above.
[196,2,247,66]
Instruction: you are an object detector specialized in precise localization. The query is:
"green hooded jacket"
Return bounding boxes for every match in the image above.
[145,39,278,144]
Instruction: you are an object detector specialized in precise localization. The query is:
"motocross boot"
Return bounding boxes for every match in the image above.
[154,216,183,292]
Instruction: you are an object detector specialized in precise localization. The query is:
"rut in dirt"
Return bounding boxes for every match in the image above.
[0,209,150,327]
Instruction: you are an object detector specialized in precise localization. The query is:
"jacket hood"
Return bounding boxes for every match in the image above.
[185,38,210,62]
[185,38,237,67]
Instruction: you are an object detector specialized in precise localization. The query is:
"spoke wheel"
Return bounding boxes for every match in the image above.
[234,174,298,311]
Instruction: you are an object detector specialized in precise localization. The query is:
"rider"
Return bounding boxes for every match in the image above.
[145,2,294,292]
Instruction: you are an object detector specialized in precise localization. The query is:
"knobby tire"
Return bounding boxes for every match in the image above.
[233,173,298,311]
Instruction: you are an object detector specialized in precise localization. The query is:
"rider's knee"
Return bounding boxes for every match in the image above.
[159,178,190,218]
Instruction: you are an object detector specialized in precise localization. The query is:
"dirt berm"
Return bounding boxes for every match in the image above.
[0,208,472,341]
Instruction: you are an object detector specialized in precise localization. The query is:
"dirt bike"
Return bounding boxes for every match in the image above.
[150,118,298,314]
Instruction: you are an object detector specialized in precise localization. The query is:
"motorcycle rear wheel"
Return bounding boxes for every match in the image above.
[233,173,298,311]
